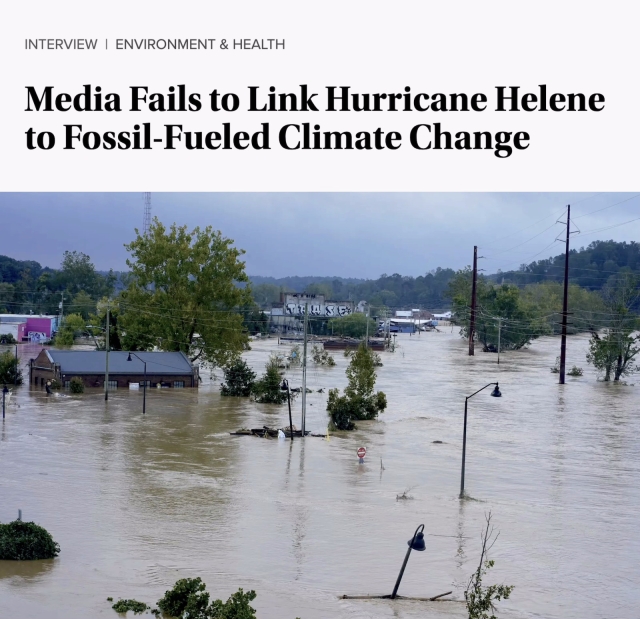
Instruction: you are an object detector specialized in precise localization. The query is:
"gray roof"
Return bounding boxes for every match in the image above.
[46,350,195,375]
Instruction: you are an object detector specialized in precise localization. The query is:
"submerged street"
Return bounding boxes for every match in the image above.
[1,332,638,619]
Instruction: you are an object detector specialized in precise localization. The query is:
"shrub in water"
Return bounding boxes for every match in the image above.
[69,376,85,393]
[158,577,210,618]
[253,354,287,404]
[0,520,60,560]
[111,599,149,614]
[157,578,257,619]
[220,359,256,397]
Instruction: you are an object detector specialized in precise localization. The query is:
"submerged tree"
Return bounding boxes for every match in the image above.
[53,313,86,347]
[328,312,376,338]
[253,354,288,404]
[448,270,547,351]
[465,512,514,619]
[311,345,336,366]
[119,219,252,366]
[327,343,386,430]
[0,350,22,385]
[220,359,256,397]
[586,273,640,381]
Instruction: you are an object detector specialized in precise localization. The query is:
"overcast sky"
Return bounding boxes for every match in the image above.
[0,192,638,278]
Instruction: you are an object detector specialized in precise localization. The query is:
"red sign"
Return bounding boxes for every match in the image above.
[357,447,366,458]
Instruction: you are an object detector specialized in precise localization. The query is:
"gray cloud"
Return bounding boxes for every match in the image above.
[0,192,637,277]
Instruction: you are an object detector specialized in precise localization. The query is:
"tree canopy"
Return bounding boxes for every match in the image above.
[118,219,252,366]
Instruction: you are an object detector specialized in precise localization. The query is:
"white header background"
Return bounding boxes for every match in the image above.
[1,0,638,191]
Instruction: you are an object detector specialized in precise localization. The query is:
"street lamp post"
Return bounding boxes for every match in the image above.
[127,352,147,415]
[2,385,8,419]
[281,379,294,442]
[390,524,426,599]
[460,382,501,499]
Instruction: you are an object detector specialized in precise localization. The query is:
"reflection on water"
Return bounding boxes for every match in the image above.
[1,333,639,618]
[0,559,56,583]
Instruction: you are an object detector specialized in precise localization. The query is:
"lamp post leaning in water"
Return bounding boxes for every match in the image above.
[127,352,147,415]
[390,524,426,599]
[281,379,294,442]
[460,382,501,499]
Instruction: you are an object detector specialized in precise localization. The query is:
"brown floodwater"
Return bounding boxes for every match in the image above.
[1,333,638,619]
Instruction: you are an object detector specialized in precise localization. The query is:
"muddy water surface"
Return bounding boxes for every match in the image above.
[1,333,638,619]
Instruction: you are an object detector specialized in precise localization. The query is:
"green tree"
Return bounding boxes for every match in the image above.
[522,281,605,334]
[253,354,287,404]
[0,350,22,384]
[53,313,86,347]
[250,283,282,307]
[58,250,114,298]
[328,312,376,338]
[327,343,387,430]
[448,270,547,351]
[242,305,269,335]
[71,290,96,320]
[119,219,252,366]
[0,282,14,313]
[87,297,123,351]
[220,359,256,396]
[586,274,640,381]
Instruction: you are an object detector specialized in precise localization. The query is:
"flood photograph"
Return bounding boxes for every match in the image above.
[0,192,639,619]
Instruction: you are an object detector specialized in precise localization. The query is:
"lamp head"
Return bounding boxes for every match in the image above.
[491,383,502,398]
[280,379,288,391]
[408,531,426,551]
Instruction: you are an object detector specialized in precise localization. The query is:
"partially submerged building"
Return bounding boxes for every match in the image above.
[29,350,199,389]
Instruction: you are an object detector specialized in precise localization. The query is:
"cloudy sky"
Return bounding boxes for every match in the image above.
[0,192,638,278]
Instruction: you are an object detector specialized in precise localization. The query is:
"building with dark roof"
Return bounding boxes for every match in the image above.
[30,349,199,390]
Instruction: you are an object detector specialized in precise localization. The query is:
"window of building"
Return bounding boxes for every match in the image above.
[107,380,118,389]
[173,381,185,389]
[64,381,70,390]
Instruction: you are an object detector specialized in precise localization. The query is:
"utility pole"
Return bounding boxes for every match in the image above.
[497,318,501,365]
[559,205,571,385]
[105,300,110,401]
[365,305,370,347]
[301,302,308,437]
[469,245,478,356]
[59,292,65,329]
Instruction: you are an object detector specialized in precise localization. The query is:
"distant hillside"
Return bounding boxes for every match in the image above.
[249,275,368,292]
[492,240,640,290]
[0,255,52,283]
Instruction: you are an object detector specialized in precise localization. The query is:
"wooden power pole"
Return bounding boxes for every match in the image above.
[469,246,478,356]
[559,205,571,384]
[105,300,110,401]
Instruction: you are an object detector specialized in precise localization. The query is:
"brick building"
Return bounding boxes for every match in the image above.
[30,349,199,389]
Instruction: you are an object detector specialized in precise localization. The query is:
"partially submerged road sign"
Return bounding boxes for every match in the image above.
[357,447,366,461]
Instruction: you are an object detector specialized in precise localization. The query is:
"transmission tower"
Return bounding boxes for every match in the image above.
[143,192,151,235]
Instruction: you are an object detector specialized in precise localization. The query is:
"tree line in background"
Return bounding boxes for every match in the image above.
[1,237,638,380]
[247,240,640,311]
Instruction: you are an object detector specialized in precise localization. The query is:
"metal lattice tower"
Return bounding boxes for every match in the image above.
[143,192,151,235]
